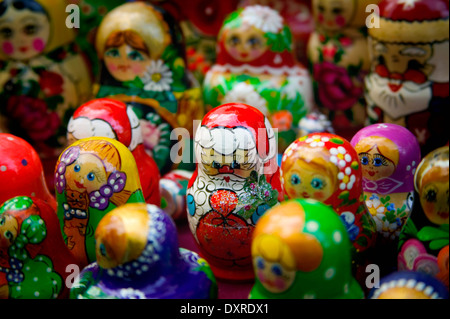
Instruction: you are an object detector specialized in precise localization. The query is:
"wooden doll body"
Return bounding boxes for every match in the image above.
[0,0,92,188]
[54,137,146,268]
[186,103,283,281]
[0,133,56,210]
[308,0,378,137]
[249,199,364,299]
[365,0,449,155]
[67,98,161,207]
[70,203,217,299]
[0,196,78,299]
[95,1,204,175]
[203,5,314,153]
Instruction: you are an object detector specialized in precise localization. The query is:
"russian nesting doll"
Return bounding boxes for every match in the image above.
[369,271,449,299]
[0,133,55,210]
[95,1,204,175]
[0,196,78,299]
[238,0,315,66]
[0,0,93,188]
[70,203,218,299]
[187,103,283,281]
[159,169,193,221]
[281,132,377,281]
[249,199,364,299]
[365,0,449,156]
[308,0,378,138]
[398,146,449,288]
[351,123,421,243]
[67,98,161,207]
[54,137,146,268]
[203,5,314,153]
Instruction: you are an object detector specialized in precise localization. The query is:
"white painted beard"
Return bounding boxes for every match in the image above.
[365,73,432,120]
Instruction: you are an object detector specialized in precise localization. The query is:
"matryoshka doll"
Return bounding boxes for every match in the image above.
[0,0,93,188]
[308,0,379,138]
[0,196,78,299]
[67,98,161,207]
[159,169,193,221]
[70,203,218,299]
[398,146,449,288]
[351,124,421,244]
[54,137,146,268]
[281,132,377,281]
[187,103,283,281]
[0,133,56,210]
[369,271,449,299]
[95,1,204,175]
[249,199,364,299]
[365,0,449,156]
[203,5,314,153]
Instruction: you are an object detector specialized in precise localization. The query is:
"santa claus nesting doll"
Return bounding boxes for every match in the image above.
[186,103,283,281]
[365,0,449,155]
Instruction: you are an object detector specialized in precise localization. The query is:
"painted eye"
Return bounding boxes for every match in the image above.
[425,189,437,202]
[86,172,95,181]
[311,178,324,190]
[271,264,282,276]
[229,35,240,46]
[212,161,221,169]
[332,7,343,15]
[256,257,265,270]
[99,243,107,257]
[23,24,38,35]
[318,5,325,13]
[105,48,120,58]
[290,174,301,185]
[73,164,81,172]
[373,158,383,167]
[0,217,4,226]
[0,27,13,39]
[128,50,144,61]
[247,36,261,48]
[4,230,13,241]
[360,156,369,165]
[231,161,240,169]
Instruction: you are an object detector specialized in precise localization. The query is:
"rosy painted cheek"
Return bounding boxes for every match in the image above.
[228,47,240,59]
[275,277,286,290]
[313,191,325,200]
[131,63,145,76]
[335,15,346,27]
[250,49,263,59]
[106,62,119,72]
[2,41,14,55]
[32,38,46,52]
[318,13,324,23]
[257,270,265,281]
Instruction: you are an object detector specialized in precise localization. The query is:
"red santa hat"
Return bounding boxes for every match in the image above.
[67,98,142,151]
[369,0,449,43]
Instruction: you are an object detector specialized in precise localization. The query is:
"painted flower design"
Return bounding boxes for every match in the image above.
[223,82,268,116]
[340,212,359,241]
[313,62,363,111]
[305,135,330,148]
[141,60,173,92]
[366,194,402,240]
[241,5,283,34]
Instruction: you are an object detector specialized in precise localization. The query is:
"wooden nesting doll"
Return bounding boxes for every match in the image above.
[365,0,449,156]
[203,4,314,153]
[70,203,218,299]
[54,137,146,268]
[369,271,449,299]
[351,123,421,243]
[238,0,315,66]
[95,1,204,175]
[398,146,449,288]
[308,0,379,139]
[281,132,377,281]
[0,133,55,210]
[187,103,283,281]
[67,98,161,207]
[0,0,93,188]
[249,199,364,299]
[0,196,78,299]
[159,169,193,221]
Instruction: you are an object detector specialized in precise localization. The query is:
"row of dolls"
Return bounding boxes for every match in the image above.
[1,100,448,299]
[1,0,448,191]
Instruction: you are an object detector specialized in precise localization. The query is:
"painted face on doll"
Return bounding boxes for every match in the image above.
[0,214,18,249]
[103,31,152,83]
[313,0,355,31]
[201,148,256,181]
[254,255,296,293]
[0,4,50,61]
[420,181,449,225]
[373,41,433,75]
[358,146,396,181]
[284,159,336,201]
[223,25,268,63]
[65,154,108,195]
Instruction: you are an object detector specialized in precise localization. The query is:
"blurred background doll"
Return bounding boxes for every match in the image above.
[0,0,92,190]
